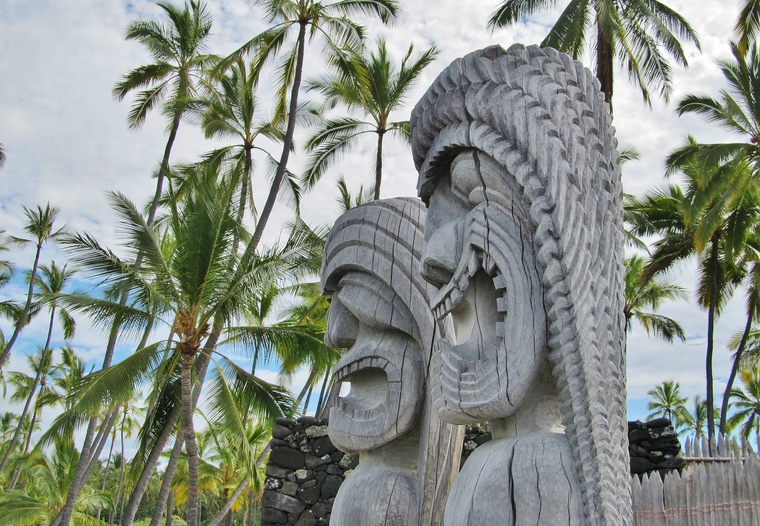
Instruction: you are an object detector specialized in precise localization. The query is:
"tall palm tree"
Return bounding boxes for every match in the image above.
[304,38,438,199]
[728,367,760,437]
[628,152,757,444]
[114,0,217,224]
[720,237,760,434]
[0,204,64,370]
[488,0,700,109]
[623,254,687,342]
[220,0,399,255]
[198,58,287,238]
[647,380,693,433]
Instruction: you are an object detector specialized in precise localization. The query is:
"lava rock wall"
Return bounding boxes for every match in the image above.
[261,417,358,526]
[628,417,685,475]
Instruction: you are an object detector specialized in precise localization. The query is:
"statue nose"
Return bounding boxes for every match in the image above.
[420,220,463,289]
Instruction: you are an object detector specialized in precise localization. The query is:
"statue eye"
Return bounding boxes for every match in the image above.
[450,152,482,206]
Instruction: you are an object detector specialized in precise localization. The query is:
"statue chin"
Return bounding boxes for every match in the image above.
[444,432,583,526]
[331,463,419,526]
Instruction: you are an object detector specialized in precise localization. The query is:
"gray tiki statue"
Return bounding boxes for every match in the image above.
[410,44,631,525]
[322,198,462,526]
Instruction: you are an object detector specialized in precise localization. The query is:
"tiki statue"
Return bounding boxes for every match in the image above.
[410,44,631,526]
[322,198,461,526]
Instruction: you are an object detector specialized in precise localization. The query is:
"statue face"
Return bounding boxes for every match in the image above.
[421,150,548,424]
[326,272,424,452]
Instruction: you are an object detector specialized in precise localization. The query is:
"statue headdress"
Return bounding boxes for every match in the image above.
[410,44,630,525]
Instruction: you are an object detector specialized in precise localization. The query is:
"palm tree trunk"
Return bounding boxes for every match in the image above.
[121,335,216,526]
[110,415,128,525]
[181,351,200,526]
[97,425,119,521]
[595,22,614,111]
[295,366,318,410]
[148,113,181,225]
[0,350,45,472]
[373,131,384,200]
[165,491,173,526]
[149,434,184,526]
[0,241,43,369]
[720,306,754,434]
[302,381,315,416]
[208,475,250,526]
[121,406,179,526]
[706,236,720,449]
[53,409,118,526]
[247,21,307,256]
[8,405,40,489]
[315,371,330,416]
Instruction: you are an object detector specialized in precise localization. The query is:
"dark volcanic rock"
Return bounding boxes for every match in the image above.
[270,447,305,470]
[261,507,288,524]
[321,475,343,499]
[263,491,306,515]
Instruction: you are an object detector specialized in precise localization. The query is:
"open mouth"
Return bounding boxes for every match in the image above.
[428,247,516,421]
[334,356,394,421]
[431,249,506,360]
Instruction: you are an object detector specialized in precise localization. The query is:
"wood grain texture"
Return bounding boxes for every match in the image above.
[411,44,630,526]
[321,198,461,525]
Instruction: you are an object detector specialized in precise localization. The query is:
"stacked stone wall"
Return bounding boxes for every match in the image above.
[261,417,357,526]
[262,417,683,524]
[628,417,684,475]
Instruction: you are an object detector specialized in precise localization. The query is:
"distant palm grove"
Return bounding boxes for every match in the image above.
[1,0,760,525]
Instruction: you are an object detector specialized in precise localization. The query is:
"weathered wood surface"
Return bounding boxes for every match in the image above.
[632,437,760,526]
[632,457,760,525]
[410,44,629,525]
[321,198,462,525]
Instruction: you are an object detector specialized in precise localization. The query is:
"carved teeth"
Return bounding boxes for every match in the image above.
[493,274,506,291]
[496,296,508,313]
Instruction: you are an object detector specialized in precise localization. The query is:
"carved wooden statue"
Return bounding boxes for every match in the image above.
[322,198,462,526]
[410,44,631,525]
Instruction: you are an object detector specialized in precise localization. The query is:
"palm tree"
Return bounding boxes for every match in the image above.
[197,58,287,238]
[49,172,294,526]
[667,42,760,186]
[304,38,438,199]
[0,438,111,525]
[220,0,399,255]
[647,380,693,433]
[720,239,760,434]
[333,175,374,213]
[114,0,217,224]
[0,342,67,475]
[736,0,760,56]
[623,254,687,342]
[488,0,700,109]
[628,154,757,445]
[690,395,709,441]
[728,367,760,437]
[0,204,64,370]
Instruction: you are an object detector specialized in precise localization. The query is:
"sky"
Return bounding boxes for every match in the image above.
[0,0,752,446]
